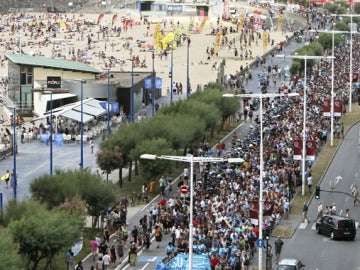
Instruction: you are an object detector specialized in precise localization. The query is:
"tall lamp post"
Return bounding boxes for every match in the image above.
[167,42,174,102]
[75,80,86,169]
[140,154,242,269]
[104,68,111,136]
[311,29,348,147]
[223,92,299,270]
[8,105,17,199]
[44,91,54,175]
[186,37,190,98]
[276,54,335,196]
[335,14,360,113]
[151,50,155,117]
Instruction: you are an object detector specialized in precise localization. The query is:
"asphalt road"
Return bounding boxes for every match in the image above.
[280,121,360,270]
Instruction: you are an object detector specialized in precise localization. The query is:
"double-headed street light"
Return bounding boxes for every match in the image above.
[310,29,349,147]
[223,92,299,270]
[276,54,335,196]
[334,14,360,113]
[140,154,243,269]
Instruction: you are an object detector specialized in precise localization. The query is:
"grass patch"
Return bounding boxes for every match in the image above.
[291,102,360,215]
[272,225,295,239]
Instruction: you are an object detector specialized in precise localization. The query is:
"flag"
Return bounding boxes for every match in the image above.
[334,100,343,117]
[293,138,302,160]
[97,13,104,25]
[112,14,118,26]
[124,19,132,31]
[40,133,49,145]
[0,171,9,181]
[323,99,331,117]
[54,133,63,147]
[306,140,316,161]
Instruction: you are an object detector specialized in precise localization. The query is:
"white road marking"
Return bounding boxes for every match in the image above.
[149,257,157,262]
[311,223,316,230]
[356,222,359,228]
[339,209,343,216]
[141,263,150,270]
[298,222,307,229]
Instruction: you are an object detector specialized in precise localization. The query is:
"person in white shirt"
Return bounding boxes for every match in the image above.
[102,252,111,270]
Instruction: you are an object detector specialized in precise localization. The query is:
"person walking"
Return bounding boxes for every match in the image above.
[307,173,313,193]
[302,202,309,223]
[159,176,166,195]
[316,201,323,221]
[129,242,138,266]
[274,237,284,264]
[352,185,359,206]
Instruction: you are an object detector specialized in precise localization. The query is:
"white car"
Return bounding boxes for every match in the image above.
[276,258,305,270]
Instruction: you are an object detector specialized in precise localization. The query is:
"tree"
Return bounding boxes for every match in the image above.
[132,138,176,182]
[8,202,82,270]
[0,228,24,269]
[96,146,123,183]
[30,170,115,231]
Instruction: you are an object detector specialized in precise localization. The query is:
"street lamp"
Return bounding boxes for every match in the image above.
[128,59,135,123]
[186,37,190,98]
[334,14,360,113]
[43,90,54,175]
[276,54,335,196]
[103,68,111,136]
[140,154,243,269]
[75,79,86,169]
[223,92,299,270]
[8,105,17,199]
[166,42,174,102]
[149,50,155,117]
[310,29,349,147]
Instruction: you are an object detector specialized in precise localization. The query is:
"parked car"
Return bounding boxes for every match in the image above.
[316,215,356,240]
[276,258,305,270]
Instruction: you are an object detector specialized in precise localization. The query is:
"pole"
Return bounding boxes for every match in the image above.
[13,107,17,200]
[259,93,264,270]
[349,15,353,113]
[302,56,307,196]
[131,61,134,123]
[0,193,2,210]
[107,68,111,136]
[186,37,190,98]
[189,155,194,269]
[170,46,173,102]
[152,52,155,117]
[80,81,84,170]
[331,32,334,147]
[50,91,53,176]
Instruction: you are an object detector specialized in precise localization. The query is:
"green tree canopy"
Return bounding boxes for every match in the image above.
[0,228,24,269]
[9,201,82,270]
[30,170,115,230]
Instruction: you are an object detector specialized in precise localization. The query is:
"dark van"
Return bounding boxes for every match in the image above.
[316,215,356,240]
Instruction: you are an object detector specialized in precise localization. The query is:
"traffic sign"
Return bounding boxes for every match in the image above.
[256,239,264,248]
[180,185,189,195]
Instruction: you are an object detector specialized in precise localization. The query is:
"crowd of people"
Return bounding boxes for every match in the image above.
[114,17,357,270]
[75,8,360,270]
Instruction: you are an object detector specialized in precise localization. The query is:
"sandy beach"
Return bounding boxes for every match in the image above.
[0,5,292,96]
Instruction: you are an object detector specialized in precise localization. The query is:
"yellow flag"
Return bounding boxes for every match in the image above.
[1,172,9,181]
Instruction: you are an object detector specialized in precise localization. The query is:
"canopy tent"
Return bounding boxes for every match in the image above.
[40,98,107,124]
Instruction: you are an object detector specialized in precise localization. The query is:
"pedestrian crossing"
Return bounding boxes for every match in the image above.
[297,221,359,230]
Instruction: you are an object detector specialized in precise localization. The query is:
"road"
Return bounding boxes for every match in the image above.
[280,121,360,270]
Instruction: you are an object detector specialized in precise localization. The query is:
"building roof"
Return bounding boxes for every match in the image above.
[4,53,101,74]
